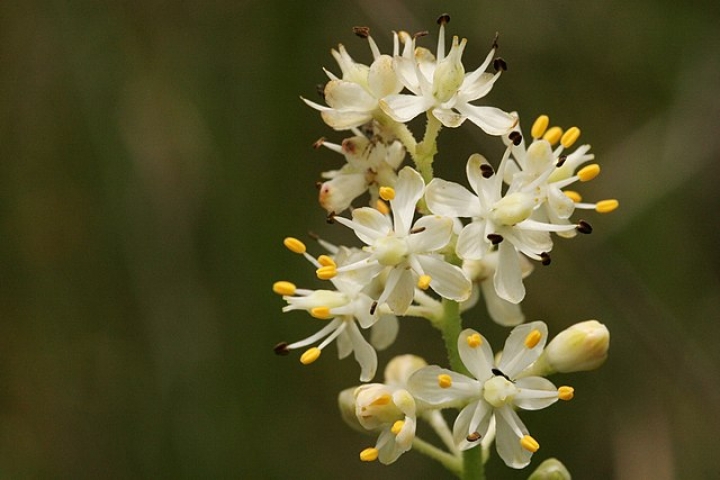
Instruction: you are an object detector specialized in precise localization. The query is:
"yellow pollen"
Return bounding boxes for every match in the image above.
[524,329,542,349]
[375,198,390,215]
[360,447,379,462]
[379,186,396,201]
[417,274,432,290]
[391,420,405,435]
[596,199,619,213]
[563,190,582,203]
[558,386,575,401]
[577,164,601,182]
[543,126,563,146]
[310,306,333,319]
[520,435,540,453]
[438,374,453,389]
[272,281,296,296]
[316,265,337,280]
[300,347,321,365]
[317,255,336,267]
[466,333,483,348]
[283,237,306,254]
[531,115,550,139]
[370,393,392,406]
[561,126,581,148]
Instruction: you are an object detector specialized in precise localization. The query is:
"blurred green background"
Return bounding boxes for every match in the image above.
[1,0,719,478]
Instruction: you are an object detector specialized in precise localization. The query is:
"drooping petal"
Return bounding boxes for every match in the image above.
[407,365,479,407]
[380,94,434,123]
[494,406,532,469]
[513,376,559,410]
[416,254,472,302]
[425,178,482,218]
[480,279,525,327]
[456,104,517,136]
[493,241,525,303]
[370,314,399,350]
[383,267,415,315]
[405,215,454,253]
[391,167,425,235]
[452,400,493,451]
[431,107,465,128]
[456,221,489,260]
[497,321,548,379]
[346,320,378,382]
[457,328,495,381]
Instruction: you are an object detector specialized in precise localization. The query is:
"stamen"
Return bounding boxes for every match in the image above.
[417,274,432,290]
[556,154,568,168]
[379,186,396,201]
[524,329,542,349]
[543,126,563,146]
[370,394,392,406]
[391,420,405,435]
[466,333,483,348]
[437,13,451,25]
[284,237,306,254]
[558,386,575,401]
[493,57,508,72]
[466,432,482,442]
[491,368,511,381]
[360,447,379,462]
[312,137,326,149]
[317,255,336,267]
[577,164,600,182]
[564,190,582,203]
[531,115,549,139]
[272,281,296,296]
[480,163,495,178]
[520,435,540,453]
[596,199,619,213]
[310,306,333,319]
[300,347,322,365]
[375,198,390,215]
[540,252,551,266]
[438,373,453,388]
[273,342,290,356]
[560,126,581,148]
[487,233,504,245]
[369,301,378,315]
[315,83,326,100]
[352,26,370,38]
[508,130,522,146]
[576,220,593,234]
[316,265,337,280]
[409,226,427,234]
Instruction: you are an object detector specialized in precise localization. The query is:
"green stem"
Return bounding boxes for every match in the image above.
[411,436,462,477]
[414,112,443,184]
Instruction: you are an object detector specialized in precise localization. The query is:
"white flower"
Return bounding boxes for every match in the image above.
[334,166,472,314]
[408,323,574,469]
[302,29,403,130]
[315,135,405,214]
[273,238,399,381]
[380,17,516,134]
[425,152,578,303]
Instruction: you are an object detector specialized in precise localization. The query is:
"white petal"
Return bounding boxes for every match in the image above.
[384,267,415,315]
[480,279,525,327]
[432,107,465,128]
[457,328,495,381]
[465,153,493,198]
[370,314,399,350]
[456,104,517,136]
[380,94,434,123]
[336,207,392,245]
[459,71,499,102]
[347,321,378,382]
[425,178,481,218]
[547,187,575,219]
[494,406,532,469]
[513,377,559,410]
[391,167,424,235]
[493,241,525,303]
[497,321,548,379]
[318,173,368,213]
[368,54,402,98]
[405,215,453,253]
[416,255,472,302]
[456,221,489,260]
[453,400,493,451]
[324,80,376,111]
[407,365,478,407]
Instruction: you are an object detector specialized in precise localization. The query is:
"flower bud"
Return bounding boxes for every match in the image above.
[383,354,427,386]
[532,320,609,375]
[527,458,572,480]
[338,387,365,433]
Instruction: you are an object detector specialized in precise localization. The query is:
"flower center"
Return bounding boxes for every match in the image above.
[374,235,409,266]
[491,192,534,226]
[483,375,518,408]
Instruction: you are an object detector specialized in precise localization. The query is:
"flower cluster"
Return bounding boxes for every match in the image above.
[273,15,616,478]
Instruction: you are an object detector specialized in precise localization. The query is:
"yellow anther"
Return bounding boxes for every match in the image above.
[596,199,619,213]
[524,329,542,349]
[379,186,396,201]
[316,265,337,280]
[375,198,390,215]
[563,190,582,203]
[360,447,379,462]
[300,347,321,365]
[283,237,306,254]
[370,393,392,406]
[272,281,296,296]
[438,373,453,389]
[577,164,600,182]
[317,255,336,267]
[560,126,581,148]
[310,306,333,319]
[466,333,483,348]
[558,386,575,401]
[391,420,405,435]
[520,435,540,453]
[543,126,563,146]
[531,115,550,139]
[417,274,432,290]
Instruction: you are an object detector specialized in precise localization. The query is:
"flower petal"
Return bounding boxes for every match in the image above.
[453,400,493,451]
[383,267,415,315]
[513,376,559,410]
[324,79,376,111]
[457,328,494,381]
[455,104,517,136]
[480,279,525,327]
[432,107,465,128]
[391,167,424,235]
[335,207,392,245]
[425,178,482,218]
[346,321,378,382]
[494,406,532,469]
[456,221,489,260]
[370,314,399,350]
[407,365,478,407]
[493,241,525,303]
[405,215,453,253]
[497,321,548,378]
[416,254,472,302]
[380,94,434,123]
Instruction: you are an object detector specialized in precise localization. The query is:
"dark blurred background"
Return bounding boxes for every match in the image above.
[1,0,719,478]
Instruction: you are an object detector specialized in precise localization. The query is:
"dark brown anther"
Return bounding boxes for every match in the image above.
[274,342,290,356]
[315,181,323,190]
[556,155,567,168]
[493,57,508,72]
[313,137,326,149]
[466,432,482,442]
[576,220,593,234]
[540,252,551,266]
[509,131,522,146]
[487,233,504,245]
[492,32,500,50]
[437,13,451,25]
[413,30,429,39]
[491,368,511,381]
[315,83,326,100]
[370,301,378,315]
[409,226,427,234]
[480,163,495,178]
[326,212,336,224]
[353,26,370,39]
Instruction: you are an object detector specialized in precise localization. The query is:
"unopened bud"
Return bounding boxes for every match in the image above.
[527,458,572,480]
[338,387,365,433]
[384,355,427,386]
[533,320,609,375]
